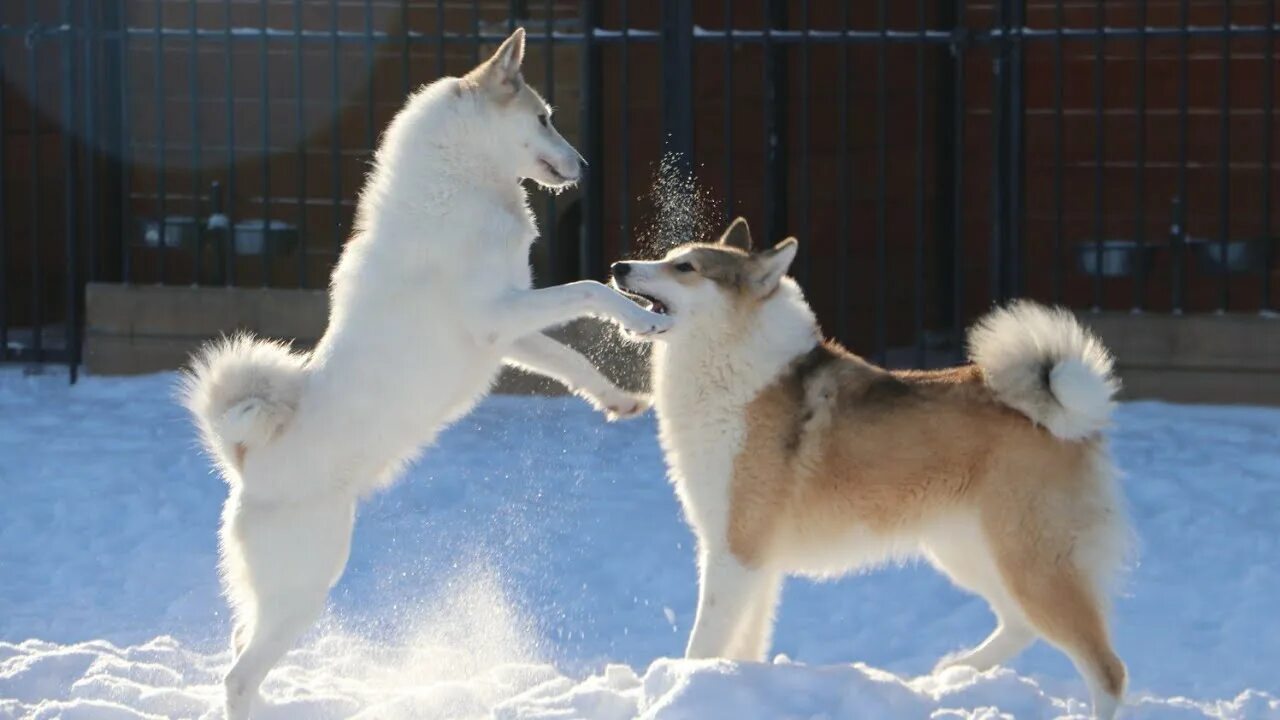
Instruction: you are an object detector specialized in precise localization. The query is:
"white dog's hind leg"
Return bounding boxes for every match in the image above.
[725,572,782,661]
[490,281,671,345]
[685,551,768,660]
[504,333,650,420]
[224,590,328,720]
[222,498,355,720]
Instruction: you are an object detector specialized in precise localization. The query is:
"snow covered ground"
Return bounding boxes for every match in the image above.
[1,367,1278,719]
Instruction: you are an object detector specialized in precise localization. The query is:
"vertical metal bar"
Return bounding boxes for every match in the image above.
[875,0,887,364]
[189,0,203,284]
[1173,0,1189,312]
[932,0,956,340]
[798,0,811,286]
[837,0,850,343]
[952,0,967,354]
[763,0,788,247]
[619,0,631,256]
[1216,0,1231,311]
[103,0,129,285]
[83,0,100,287]
[435,0,445,78]
[990,0,1008,307]
[224,0,237,285]
[660,0,693,178]
[117,0,134,285]
[1007,0,1025,298]
[1133,0,1147,311]
[294,0,307,287]
[579,0,602,278]
[331,0,342,261]
[914,0,926,367]
[27,0,43,359]
[1,20,9,358]
[1263,0,1275,311]
[721,0,732,217]
[62,0,79,379]
[544,0,557,277]
[1090,0,1105,310]
[1051,0,1063,303]
[401,0,410,97]
[473,0,482,65]
[155,0,167,284]
[365,0,375,153]
[261,0,273,286]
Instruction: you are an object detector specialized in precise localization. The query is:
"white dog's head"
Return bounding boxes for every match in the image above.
[449,28,584,189]
[610,218,799,338]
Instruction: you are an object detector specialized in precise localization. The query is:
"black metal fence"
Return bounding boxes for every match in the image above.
[0,1,1276,380]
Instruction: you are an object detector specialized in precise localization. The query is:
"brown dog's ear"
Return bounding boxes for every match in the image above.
[748,237,798,297]
[462,28,526,96]
[718,217,752,252]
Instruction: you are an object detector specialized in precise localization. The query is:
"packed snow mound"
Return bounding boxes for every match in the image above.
[3,637,1277,720]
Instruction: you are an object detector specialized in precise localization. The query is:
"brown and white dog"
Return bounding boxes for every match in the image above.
[612,218,1131,719]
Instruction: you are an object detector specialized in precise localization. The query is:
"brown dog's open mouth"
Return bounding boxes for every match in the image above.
[619,290,669,315]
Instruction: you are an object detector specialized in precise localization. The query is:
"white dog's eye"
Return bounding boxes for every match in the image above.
[674,262,695,273]
[538,114,549,128]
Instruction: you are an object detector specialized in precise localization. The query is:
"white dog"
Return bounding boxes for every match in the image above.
[182,29,669,719]
[614,218,1129,719]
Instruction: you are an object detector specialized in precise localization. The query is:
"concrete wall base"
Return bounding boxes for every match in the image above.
[84,284,1280,405]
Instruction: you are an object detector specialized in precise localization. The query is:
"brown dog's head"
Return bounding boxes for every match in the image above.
[611,218,799,338]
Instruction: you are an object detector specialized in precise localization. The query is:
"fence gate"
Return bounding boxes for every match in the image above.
[1,1,1276,381]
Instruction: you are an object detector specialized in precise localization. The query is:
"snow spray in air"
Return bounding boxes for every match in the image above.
[588,153,723,363]
[297,562,542,715]
[632,153,724,257]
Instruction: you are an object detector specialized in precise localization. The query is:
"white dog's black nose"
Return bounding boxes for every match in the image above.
[578,157,589,173]
[612,262,631,278]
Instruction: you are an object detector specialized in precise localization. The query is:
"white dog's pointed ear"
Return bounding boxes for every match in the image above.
[490,27,526,81]
[718,217,752,251]
[749,237,798,297]
[463,28,525,95]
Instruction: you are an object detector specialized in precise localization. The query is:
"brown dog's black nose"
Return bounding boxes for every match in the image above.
[612,262,632,278]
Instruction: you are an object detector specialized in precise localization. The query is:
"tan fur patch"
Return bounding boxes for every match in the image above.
[727,346,1111,565]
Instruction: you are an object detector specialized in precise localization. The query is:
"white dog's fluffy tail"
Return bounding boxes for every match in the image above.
[181,334,308,471]
[968,301,1119,441]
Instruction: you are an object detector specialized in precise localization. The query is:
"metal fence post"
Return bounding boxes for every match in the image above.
[579,0,603,278]
[1006,0,1026,300]
[61,0,79,381]
[933,0,960,342]
[989,0,1010,305]
[763,0,788,247]
[660,0,693,193]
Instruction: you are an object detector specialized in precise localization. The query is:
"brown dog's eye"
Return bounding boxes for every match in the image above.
[538,114,549,128]
[674,262,695,273]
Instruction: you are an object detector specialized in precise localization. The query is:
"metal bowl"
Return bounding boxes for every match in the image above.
[1075,240,1158,278]
[231,219,300,256]
[141,215,199,249]
[1188,237,1272,274]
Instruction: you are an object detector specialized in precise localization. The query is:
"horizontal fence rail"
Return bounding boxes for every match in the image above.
[0,0,1275,380]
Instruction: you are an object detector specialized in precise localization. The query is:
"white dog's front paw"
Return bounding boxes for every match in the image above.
[605,392,652,421]
[620,309,673,338]
[588,389,652,421]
